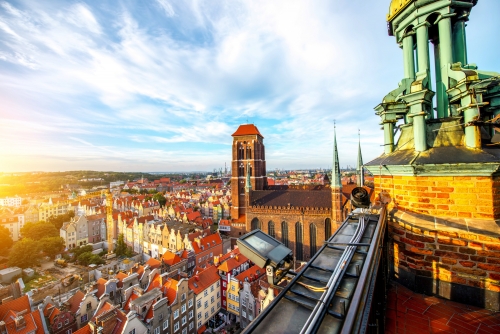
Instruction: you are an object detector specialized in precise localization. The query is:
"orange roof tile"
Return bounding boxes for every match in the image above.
[74,324,91,334]
[162,251,182,266]
[161,278,179,306]
[67,290,85,314]
[217,254,248,272]
[235,265,264,283]
[48,307,61,323]
[188,266,220,295]
[146,273,163,292]
[232,124,263,138]
[0,295,31,321]
[145,257,162,270]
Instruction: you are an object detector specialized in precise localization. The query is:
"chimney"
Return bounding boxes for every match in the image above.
[15,316,26,330]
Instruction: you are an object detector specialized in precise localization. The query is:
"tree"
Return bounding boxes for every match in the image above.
[72,245,94,258]
[48,211,75,230]
[153,192,167,207]
[115,234,127,257]
[0,226,13,253]
[8,238,41,268]
[40,237,65,259]
[21,221,59,240]
[77,252,105,266]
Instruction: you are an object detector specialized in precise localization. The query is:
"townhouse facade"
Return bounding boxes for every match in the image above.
[188,266,221,331]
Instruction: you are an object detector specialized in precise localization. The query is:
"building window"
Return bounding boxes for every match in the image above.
[211,296,214,304]
[211,306,214,313]
[268,220,275,238]
[64,319,69,325]
[198,312,201,320]
[174,310,179,319]
[129,330,135,334]
[217,291,220,298]
[197,299,201,308]
[174,322,179,331]
[189,310,193,319]
[81,314,88,323]
[325,218,332,240]
[281,221,289,247]
[204,290,208,297]
[86,302,92,310]
[251,218,260,230]
[154,327,160,334]
[58,323,62,329]
[211,285,214,292]
[163,320,168,330]
[205,312,209,319]
[182,329,187,334]
[188,299,193,308]
[205,301,208,308]
[181,304,186,313]
[310,223,317,257]
[295,221,303,261]
[242,310,247,318]
[217,301,220,308]
[217,281,220,287]
[181,293,186,302]
[189,322,194,330]
[182,316,186,325]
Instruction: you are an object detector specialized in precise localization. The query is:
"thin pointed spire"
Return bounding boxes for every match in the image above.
[245,162,252,192]
[357,129,364,187]
[332,122,342,189]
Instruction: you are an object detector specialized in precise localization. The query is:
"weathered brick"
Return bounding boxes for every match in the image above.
[408,247,433,255]
[467,280,486,288]
[469,242,484,250]
[477,250,500,258]
[438,245,458,252]
[457,212,473,218]
[485,243,500,251]
[437,231,459,238]
[487,284,500,293]
[431,187,454,193]
[489,273,500,280]
[406,232,435,243]
[459,261,475,268]
[470,256,486,262]
[451,276,467,284]
[487,258,500,265]
[452,267,487,276]
[425,255,439,262]
[435,250,469,260]
[441,258,457,265]
[436,193,450,199]
[437,238,467,246]
[459,234,478,241]
[401,237,425,248]
[390,227,405,236]
[458,247,476,255]
[477,263,500,273]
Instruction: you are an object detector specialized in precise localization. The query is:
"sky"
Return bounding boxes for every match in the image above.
[0,0,499,173]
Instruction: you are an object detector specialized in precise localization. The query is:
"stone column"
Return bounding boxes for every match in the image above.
[452,15,468,66]
[415,21,431,88]
[436,14,455,118]
[402,32,416,81]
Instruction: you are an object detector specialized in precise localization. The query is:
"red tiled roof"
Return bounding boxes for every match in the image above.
[0,295,31,320]
[73,325,91,334]
[48,307,60,323]
[191,233,222,254]
[4,310,46,334]
[232,124,263,138]
[43,303,54,317]
[188,266,220,295]
[67,290,85,314]
[217,254,248,272]
[162,251,182,266]
[95,278,107,298]
[161,278,179,306]
[145,257,162,270]
[91,301,114,322]
[235,265,264,283]
[385,282,500,334]
[197,325,207,334]
[123,292,139,312]
[146,273,163,292]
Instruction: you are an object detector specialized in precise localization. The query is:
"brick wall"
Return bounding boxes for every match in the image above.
[388,216,500,296]
[374,175,500,220]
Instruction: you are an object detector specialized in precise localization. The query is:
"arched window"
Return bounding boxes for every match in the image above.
[281,221,289,247]
[251,218,260,230]
[268,221,275,238]
[310,224,317,258]
[238,145,244,160]
[325,218,332,240]
[246,146,252,159]
[295,222,303,261]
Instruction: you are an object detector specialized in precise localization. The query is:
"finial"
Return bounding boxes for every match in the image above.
[334,120,336,129]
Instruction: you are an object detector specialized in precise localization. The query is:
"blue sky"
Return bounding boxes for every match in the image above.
[0,0,499,172]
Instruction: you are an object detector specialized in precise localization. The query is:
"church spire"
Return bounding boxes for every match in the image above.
[357,129,364,187]
[332,122,342,189]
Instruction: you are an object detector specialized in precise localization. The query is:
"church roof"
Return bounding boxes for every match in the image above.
[250,190,332,209]
[232,124,263,138]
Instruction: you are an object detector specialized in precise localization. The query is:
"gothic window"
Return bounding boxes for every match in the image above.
[310,224,317,257]
[281,221,289,247]
[295,222,303,261]
[238,145,244,160]
[325,218,332,240]
[251,218,260,230]
[246,146,252,159]
[268,221,275,238]
[239,163,244,177]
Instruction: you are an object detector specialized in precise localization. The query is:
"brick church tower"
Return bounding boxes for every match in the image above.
[366,0,500,310]
[230,124,267,219]
[331,125,344,222]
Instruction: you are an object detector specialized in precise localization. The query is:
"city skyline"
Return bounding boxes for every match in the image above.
[1,0,499,172]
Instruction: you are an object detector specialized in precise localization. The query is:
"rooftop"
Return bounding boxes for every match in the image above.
[232,124,263,138]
